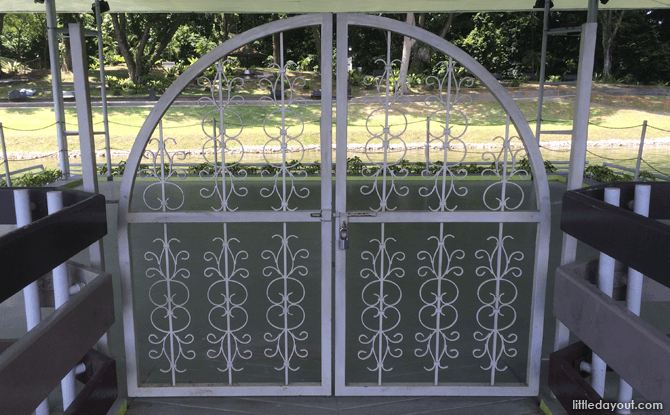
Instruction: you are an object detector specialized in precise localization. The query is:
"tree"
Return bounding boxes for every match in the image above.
[0,13,4,77]
[599,10,625,78]
[398,13,417,94]
[110,13,188,84]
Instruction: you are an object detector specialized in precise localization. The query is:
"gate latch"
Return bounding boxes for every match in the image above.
[338,222,349,250]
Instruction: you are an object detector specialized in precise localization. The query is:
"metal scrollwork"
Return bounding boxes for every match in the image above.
[359,31,410,212]
[258,33,310,212]
[481,116,529,212]
[262,224,309,384]
[140,121,187,211]
[146,227,195,385]
[204,225,252,384]
[473,224,523,385]
[415,229,464,384]
[359,227,405,385]
[197,59,248,212]
[419,58,475,212]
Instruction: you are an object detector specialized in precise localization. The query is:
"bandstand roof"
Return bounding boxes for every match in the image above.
[1,0,668,14]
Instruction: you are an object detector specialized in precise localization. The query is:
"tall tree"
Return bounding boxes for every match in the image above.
[599,10,625,78]
[0,13,4,78]
[397,13,417,94]
[110,13,187,84]
[59,13,78,72]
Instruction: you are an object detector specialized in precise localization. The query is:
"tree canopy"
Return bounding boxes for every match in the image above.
[0,11,668,87]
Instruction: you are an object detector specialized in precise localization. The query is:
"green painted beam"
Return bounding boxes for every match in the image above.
[1,0,667,13]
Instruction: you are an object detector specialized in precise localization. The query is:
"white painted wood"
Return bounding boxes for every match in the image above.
[70,22,109,355]
[555,21,598,354]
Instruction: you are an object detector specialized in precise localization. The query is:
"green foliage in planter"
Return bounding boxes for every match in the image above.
[0,169,63,187]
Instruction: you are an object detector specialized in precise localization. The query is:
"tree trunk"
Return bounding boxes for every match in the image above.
[0,14,4,77]
[220,13,229,43]
[60,14,78,72]
[600,10,625,78]
[110,13,140,84]
[311,26,321,73]
[398,13,416,94]
[439,13,459,38]
[273,32,281,65]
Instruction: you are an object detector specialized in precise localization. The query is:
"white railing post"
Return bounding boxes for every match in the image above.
[591,186,620,397]
[93,0,113,182]
[46,191,77,410]
[616,184,651,413]
[633,120,647,181]
[1,123,11,187]
[14,189,50,415]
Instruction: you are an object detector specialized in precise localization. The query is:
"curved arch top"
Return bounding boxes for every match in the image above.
[117,13,332,218]
[340,13,550,214]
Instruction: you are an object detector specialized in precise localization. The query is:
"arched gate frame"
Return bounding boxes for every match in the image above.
[118,13,550,397]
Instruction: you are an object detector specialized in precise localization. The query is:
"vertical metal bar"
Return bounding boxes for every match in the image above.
[213,118,218,166]
[47,191,77,410]
[633,121,647,181]
[320,12,334,395]
[425,117,430,163]
[555,21,598,352]
[334,13,349,396]
[1,123,11,187]
[70,22,109,354]
[14,189,50,415]
[587,0,599,23]
[616,184,651,413]
[94,0,113,182]
[535,0,551,143]
[591,187,620,397]
[46,0,69,177]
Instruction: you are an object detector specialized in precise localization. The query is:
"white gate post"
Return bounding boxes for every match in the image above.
[633,121,647,181]
[555,16,598,353]
[69,22,110,354]
[1,123,11,187]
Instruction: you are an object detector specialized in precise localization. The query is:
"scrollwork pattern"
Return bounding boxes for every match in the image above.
[359,32,411,212]
[473,225,523,385]
[197,59,248,212]
[419,58,474,212]
[359,226,405,385]
[481,117,529,212]
[140,122,187,211]
[146,226,195,385]
[258,33,310,212]
[415,228,464,384]
[204,225,252,383]
[262,224,309,384]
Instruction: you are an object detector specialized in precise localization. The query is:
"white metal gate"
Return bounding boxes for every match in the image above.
[118,13,550,398]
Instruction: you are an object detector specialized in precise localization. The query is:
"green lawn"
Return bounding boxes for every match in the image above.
[1,99,669,155]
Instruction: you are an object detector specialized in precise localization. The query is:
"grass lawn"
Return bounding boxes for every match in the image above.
[1,99,669,155]
[1,64,669,155]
